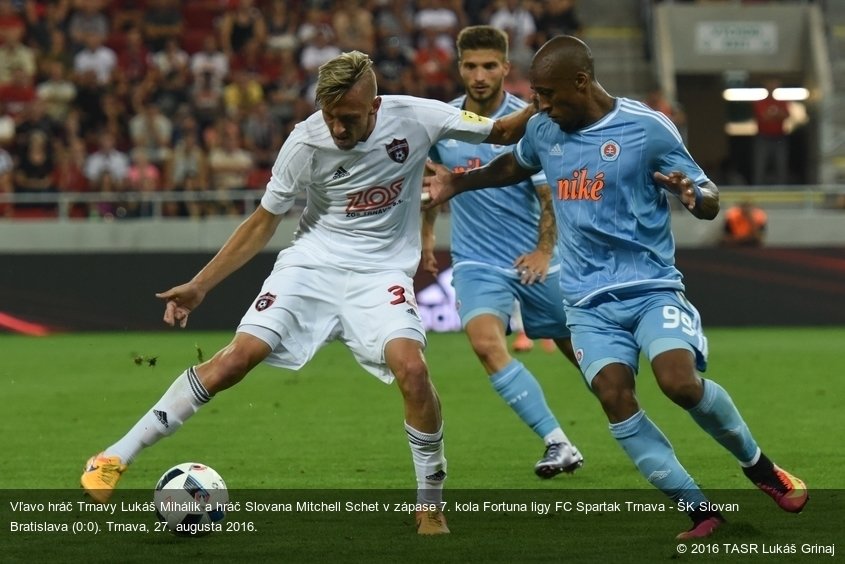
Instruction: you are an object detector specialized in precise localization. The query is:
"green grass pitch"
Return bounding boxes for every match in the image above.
[1,328,843,563]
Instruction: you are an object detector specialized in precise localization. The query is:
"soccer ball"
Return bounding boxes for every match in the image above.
[154,462,228,536]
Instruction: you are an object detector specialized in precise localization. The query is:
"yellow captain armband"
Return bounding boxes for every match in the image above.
[460,110,491,125]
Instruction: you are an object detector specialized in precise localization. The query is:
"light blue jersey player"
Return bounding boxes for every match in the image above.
[422,26,583,478]
[423,35,808,539]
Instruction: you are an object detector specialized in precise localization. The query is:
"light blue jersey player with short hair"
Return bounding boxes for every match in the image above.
[423,35,808,540]
[422,26,583,478]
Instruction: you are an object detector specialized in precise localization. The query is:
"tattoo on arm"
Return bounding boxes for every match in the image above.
[536,185,556,254]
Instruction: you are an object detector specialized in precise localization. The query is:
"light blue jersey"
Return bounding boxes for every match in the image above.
[431,93,558,270]
[515,97,709,306]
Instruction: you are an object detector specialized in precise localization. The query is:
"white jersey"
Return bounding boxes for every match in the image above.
[261,95,495,275]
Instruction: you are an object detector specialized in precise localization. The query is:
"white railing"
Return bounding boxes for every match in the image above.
[2,185,843,221]
[0,189,271,220]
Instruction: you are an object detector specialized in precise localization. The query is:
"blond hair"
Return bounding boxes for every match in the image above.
[315,51,376,108]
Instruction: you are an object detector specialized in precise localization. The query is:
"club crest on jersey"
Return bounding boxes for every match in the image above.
[255,292,276,311]
[385,138,409,163]
[600,140,620,161]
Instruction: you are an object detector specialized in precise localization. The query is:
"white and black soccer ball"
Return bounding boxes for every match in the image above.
[154,462,228,536]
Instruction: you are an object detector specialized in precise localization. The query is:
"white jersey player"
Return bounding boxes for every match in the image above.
[81,51,535,536]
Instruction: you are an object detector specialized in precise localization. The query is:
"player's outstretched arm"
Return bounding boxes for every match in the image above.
[654,171,720,220]
[156,206,284,328]
[423,153,532,209]
[485,103,536,145]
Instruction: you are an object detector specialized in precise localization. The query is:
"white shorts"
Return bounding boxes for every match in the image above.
[237,248,426,383]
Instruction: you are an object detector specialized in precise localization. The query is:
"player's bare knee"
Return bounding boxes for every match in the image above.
[471,340,509,372]
[591,371,639,421]
[394,359,432,400]
[656,372,703,408]
[595,386,637,417]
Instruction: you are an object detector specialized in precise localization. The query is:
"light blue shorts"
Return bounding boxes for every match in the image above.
[565,289,709,386]
[452,263,570,339]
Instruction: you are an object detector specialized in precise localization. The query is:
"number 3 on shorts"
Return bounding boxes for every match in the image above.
[388,285,407,305]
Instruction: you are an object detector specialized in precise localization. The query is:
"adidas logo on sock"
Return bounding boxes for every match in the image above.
[332,166,350,180]
[154,409,169,428]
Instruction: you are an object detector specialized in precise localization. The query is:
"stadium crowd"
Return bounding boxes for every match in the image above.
[0,0,582,219]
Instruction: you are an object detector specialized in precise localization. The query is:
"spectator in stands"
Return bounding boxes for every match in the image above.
[14,100,63,161]
[223,69,264,118]
[266,0,300,53]
[73,68,108,145]
[0,100,13,147]
[299,24,342,79]
[84,131,130,189]
[26,1,70,54]
[503,59,532,102]
[207,124,253,215]
[413,29,456,101]
[296,7,332,48]
[372,0,415,49]
[180,172,212,219]
[36,28,73,77]
[91,171,122,220]
[332,0,375,54]
[151,37,189,78]
[0,145,12,217]
[67,0,110,53]
[110,0,145,33]
[534,0,583,44]
[190,36,229,89]
[98,91,130,150]
[266,48,312,133]
[36,60,77,122]
[0,24,35,84]
[231,37,281,87]
[129,100,173,173]
[126,147,161,217]
[115,26,150,85]
[242,101,282,169]
[464,0,495,26]
[414,0,463,57]
[0,65,36,120]
[54,138,89,195]
[489,0,537,67]
[753,77,791,185]
[721,201,767,247]
[73,31,117,85]
[152,69,190,118]
[0,0,24,40]
[142,0,183,53]
[190,70,225,132]
[14,131,57,215]
[218,0,267,57]
[170,120,208,190]
[373,35,418,96]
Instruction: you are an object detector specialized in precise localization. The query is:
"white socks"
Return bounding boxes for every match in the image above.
[106,367,211,464]
[405,422,446,505]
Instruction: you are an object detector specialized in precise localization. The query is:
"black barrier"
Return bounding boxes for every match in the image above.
[2,247,844,332]
[1,489,841,562]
